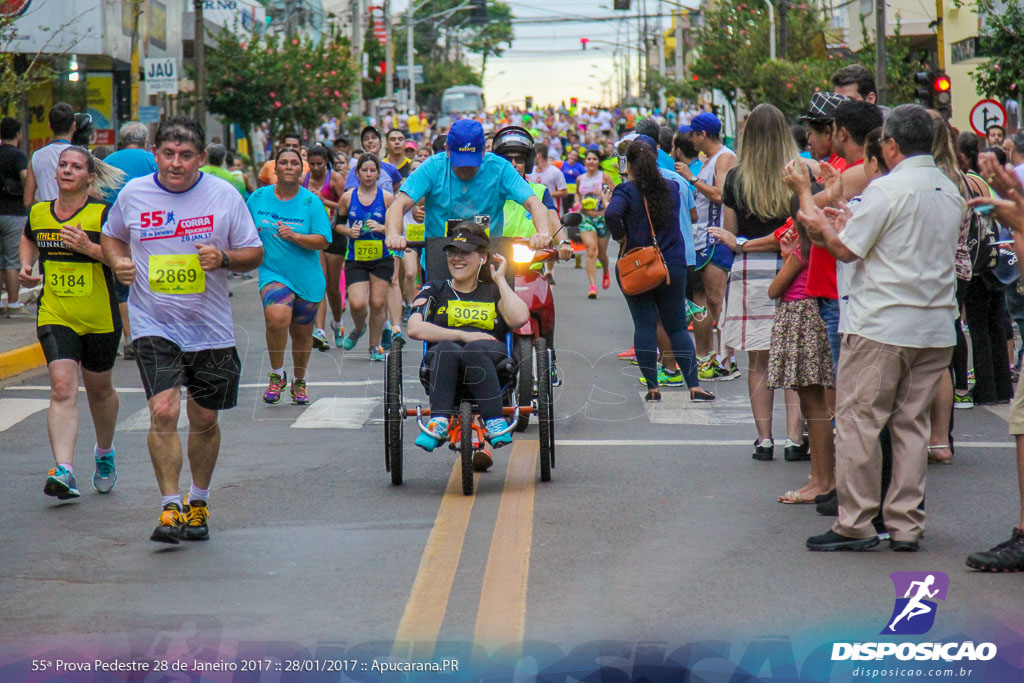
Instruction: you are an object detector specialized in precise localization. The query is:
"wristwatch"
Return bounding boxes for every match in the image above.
[220,250,231,269]
[559,239,572,246]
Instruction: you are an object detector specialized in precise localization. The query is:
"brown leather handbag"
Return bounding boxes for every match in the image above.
[617,198,669,295]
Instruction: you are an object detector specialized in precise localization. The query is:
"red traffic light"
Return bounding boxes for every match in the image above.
[934,76,951,92]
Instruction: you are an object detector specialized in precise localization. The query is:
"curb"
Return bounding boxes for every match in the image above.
[0,343,46,380]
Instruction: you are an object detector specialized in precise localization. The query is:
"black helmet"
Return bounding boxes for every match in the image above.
[492,125,536,174]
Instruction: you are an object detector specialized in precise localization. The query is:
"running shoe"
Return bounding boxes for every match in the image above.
[92,448,117,494]
[181,498,210,541]
[402,302,413,323]
[331,321,345,347]
[697,357,722,382]
[966,527,1024,572]
[752,438,774,461]
[617,347,636,360]
[342,327,365,350]
[587,286,597,299]
[783,438,810,462]
[391,328,405,346]
[415,416,449,452]
[639,366,685,387]
[485,417,512,448]
[602,269,610,290]
[290,378,310,405]
[720,360,742,381]
[953,393,974,410]
[312,328,330,352]
[43,465,80,500]
[151,503,185,544]
[381,327,393,351]
[264,371,287,404]
[369,346,386,362]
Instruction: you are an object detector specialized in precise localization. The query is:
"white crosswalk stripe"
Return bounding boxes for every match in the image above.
[0,399,49,432]
[642,391,753,425]
[290,397,380,429]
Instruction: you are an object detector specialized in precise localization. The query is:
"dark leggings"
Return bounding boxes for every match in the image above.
[964,275,1013,403]
[425,339,509,420]
[952,279,969,392]
[619,263,699,389]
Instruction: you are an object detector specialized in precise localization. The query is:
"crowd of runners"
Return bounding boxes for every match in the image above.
[5,61,1024,572]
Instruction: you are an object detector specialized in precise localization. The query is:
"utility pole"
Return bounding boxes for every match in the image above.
[384,0,393,98]
[875,0,887,105]
[193,0,205,126]
[129,0,142,121]
[674,10,683,82]
[407,0,415,111]
[352,0,363,116]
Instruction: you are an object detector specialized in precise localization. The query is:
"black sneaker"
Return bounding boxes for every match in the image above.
[150,503,184,544]
[816,494,839,516]
[814,489,836,504]
[806,529,879,551]
[751,439,774,461]
[966,527,1024,572]
[783,438,810,461]
[181,498,210,541]
[891,539,919,552]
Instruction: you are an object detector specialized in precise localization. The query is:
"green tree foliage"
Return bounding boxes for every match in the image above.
[972,0,1024,101]
[201,26,356,139]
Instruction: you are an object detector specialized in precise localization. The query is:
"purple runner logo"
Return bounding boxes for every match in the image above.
[881,571,949,635]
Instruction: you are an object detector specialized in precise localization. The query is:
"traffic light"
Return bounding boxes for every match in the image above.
[570,97,578,107]
[913,71,931,107]
[580,37,590,50]
[932,71,952,119]
[469,0,487,24]
[614,0,631,9]
[525,96,533,110]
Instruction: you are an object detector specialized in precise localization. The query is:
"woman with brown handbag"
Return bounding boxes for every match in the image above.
[605,137,715,403]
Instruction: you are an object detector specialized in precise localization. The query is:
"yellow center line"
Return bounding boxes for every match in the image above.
[473,440,539,656]
[391,460,479,661]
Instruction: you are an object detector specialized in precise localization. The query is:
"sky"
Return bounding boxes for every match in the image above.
[396,1,688,109]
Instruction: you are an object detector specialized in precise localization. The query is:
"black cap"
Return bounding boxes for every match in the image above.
[444,229,490,253]
[360,125,381,142]
[799,92,847,123]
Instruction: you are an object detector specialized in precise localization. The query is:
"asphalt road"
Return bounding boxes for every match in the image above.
[1,261,1022,680]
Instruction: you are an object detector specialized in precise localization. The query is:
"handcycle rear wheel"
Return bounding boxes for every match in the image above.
[460,400,474,495]
[536,337,553,482]
[385,341,404,486]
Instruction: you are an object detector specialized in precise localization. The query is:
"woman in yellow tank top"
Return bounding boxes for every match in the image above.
[19,145,123,500]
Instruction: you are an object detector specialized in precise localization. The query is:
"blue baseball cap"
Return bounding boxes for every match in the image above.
[446,119,485,167]
[689,112,722,135]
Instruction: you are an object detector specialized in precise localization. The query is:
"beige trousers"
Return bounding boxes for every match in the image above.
[832,334,953,542]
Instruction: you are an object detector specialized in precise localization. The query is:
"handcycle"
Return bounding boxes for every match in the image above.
[383,233,556,496]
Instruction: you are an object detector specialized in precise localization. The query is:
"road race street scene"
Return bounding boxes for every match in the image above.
[1,0,1024,681]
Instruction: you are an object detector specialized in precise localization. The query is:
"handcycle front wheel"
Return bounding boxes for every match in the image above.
[514,335,533,432]
[536,337,553,482]
[385,341,404,486]
[460,401,474,495]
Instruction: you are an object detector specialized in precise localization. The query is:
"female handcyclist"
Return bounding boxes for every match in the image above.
[408,222,529,452]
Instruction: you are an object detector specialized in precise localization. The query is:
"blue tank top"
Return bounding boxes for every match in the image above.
[346,186,389,262]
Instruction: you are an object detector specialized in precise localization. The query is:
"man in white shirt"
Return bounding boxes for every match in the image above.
[102,116,264,545]
[23,103,75,206]
[800,105,966,552]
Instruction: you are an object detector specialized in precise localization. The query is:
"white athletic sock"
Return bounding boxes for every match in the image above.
[161,494,183,509]
[188,483,210,503]
[271,367,284,377]
[57,463,73,474]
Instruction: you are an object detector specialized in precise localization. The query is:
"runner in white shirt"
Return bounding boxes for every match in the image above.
[101,116,264,545]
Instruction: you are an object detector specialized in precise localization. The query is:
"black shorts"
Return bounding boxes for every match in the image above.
[685,265,704,299]
[38,324,120,373]
[133,336,241,411]
[325,230,348,256]
[345,256,396,285]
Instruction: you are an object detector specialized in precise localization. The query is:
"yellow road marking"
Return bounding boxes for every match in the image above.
[473,440,539,655]
[392,460,479,660]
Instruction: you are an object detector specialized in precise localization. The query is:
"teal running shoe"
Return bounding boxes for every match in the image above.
[342,326,365,350]
[331,321,345,347]
[370,346,386,362]
[92,448,117,494]
[485,417,512,448]
[415,416,449,452]
[391,328,405,346]
[639,366,685,387]
[381,327,393,351]
[44,465,80,500]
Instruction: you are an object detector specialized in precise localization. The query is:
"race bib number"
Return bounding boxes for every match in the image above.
[567,183,577,194]
[46,262,92,297]
[149,254,205,294]
[354,239,384,261]
[448,300,496,330]
[406,223,425,242]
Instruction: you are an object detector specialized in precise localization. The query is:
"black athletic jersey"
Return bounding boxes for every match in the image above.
[415,279,509,342]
